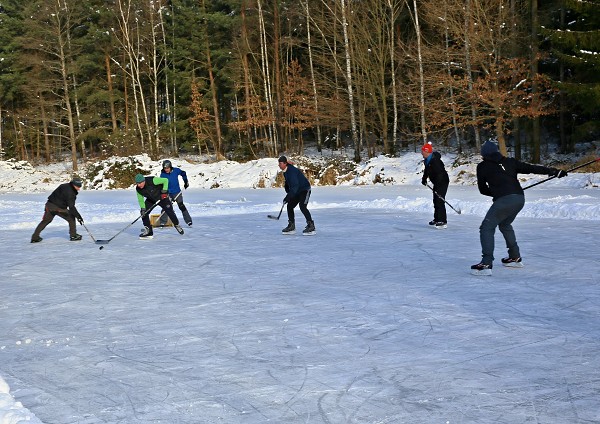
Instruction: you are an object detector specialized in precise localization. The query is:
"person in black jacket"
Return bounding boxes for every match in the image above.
[135,173,184,239]
[278,156,315,235]
[421,142,450,228]
[471,140,567,275]
[31,178,85,242]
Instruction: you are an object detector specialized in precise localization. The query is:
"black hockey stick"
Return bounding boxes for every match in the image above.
[80,221,98,242]
[426,184,461,215]
[156,191,182,225]
[522,157,600,190]
[95,199,161,245]
[267,201,286,220]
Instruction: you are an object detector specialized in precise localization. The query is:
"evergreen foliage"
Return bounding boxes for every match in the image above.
[0,0,597,166]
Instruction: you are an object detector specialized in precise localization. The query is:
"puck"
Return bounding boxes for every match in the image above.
[99,246,104,250]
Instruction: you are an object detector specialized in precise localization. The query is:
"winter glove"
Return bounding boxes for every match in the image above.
[553,169,568,178]
[140,208,147,216]
[161,190,168,200]
[421,178,427,186]
[184,181,189,189]
[77,217,84,225]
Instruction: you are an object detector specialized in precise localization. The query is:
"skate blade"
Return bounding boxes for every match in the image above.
[282,231,296,235]
[503,262,524,268]
[139,236,154,240]
[471,268,492,276]
[433,224,447,229]
[302,231,316,236]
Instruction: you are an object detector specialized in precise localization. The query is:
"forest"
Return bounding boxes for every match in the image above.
[0,0,598,171]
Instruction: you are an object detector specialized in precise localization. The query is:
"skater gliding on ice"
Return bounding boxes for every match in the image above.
[135,174,184,239]
[31,178,85,243]
[471,140,568,275]
[421,141,450,229]
[159,160,193,227]
[278,156,315,235]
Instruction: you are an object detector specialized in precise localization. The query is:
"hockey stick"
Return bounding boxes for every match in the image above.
[426,184,461,215]
[80,221,98,243]
[522,157,600,190]
[156,191,182,225]
[267,201,286,220]
[95,199,161,245]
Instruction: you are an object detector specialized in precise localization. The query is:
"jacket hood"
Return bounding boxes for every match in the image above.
[483,151,504,163]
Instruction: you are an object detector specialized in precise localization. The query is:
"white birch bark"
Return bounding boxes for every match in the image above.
[340,0,360,162]
[411,0,427,144]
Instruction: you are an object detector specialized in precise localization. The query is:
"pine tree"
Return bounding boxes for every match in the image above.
[541,0,600,149]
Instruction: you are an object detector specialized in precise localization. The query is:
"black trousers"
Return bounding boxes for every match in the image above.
[141,197,180,228]
[432,182,449,223]
[286,190,312,223]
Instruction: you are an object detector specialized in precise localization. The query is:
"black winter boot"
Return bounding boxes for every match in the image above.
[302,220,316,235]
[282,221,295,235]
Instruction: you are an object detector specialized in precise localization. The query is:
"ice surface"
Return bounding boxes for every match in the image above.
[2,182,600,423]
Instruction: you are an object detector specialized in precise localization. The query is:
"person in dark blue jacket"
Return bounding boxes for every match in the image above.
[159,160,192,226]
[278,156,315,235]
[471,140,567,275]
[421,142,450,228]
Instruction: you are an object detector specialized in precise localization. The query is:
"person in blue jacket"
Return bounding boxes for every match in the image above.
[278,156,315,235]
[159,160,192,226]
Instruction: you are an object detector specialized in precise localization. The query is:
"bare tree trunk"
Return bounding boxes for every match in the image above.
[464,0,481,149]
[204,32,223,158]
[115,0,152,153]
[273,0,283,152]
[443,10,461,152]
[411,0,427,145]
[40,94,51,162]
[59,0,86,163]
[257,0,277,156]
[149,0,161,155]
[340,0,360,162]
[305,1,322,153]
[240,0,253,152]
[105,54,118,132]
[53,0,78,171]
[158,3,175,153]
[386,0,400,152]
[530,0,540,163]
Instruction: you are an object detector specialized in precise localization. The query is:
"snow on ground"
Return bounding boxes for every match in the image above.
[1,153,600,423]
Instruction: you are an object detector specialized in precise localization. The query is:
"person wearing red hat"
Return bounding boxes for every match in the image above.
[421,142,450,228]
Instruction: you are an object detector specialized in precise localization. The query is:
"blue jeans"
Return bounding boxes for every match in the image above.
[479,194,525,265]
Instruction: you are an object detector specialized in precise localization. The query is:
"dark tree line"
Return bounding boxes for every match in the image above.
[0,0,598,170]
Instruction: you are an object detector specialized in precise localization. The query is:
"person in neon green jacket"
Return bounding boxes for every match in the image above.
[134,174,184,239]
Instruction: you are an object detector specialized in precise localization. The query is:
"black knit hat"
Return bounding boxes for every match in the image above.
[481,140,499,157]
